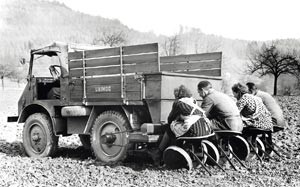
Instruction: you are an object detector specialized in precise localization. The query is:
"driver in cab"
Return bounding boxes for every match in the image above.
[47,65,60,99]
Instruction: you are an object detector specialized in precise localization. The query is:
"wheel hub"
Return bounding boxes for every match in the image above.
[29,124,47,153]
[101,133,117,144]
[99,121,123,157]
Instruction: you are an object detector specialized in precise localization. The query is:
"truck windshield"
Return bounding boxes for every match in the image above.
[32,55,60,77]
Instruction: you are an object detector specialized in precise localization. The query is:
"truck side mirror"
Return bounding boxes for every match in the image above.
[20,58,26,65]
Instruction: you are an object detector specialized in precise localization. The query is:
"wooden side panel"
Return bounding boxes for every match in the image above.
[69,75,142,102]
[160,60,221,72]
[160,52,222,64]
[160,52,222,76]
[68,43,159,103]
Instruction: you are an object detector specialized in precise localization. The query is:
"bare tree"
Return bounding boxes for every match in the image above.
[93,30,127,47]
[162,34,180,56]
[248,43,299,95]
[0,63,14,89]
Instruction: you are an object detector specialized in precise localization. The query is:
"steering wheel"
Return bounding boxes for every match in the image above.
[49,65,61,80]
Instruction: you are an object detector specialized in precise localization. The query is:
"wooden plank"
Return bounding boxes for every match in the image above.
[85,47,120,59]
[69,60,83,69]
[68,51,83,60]
[125,83,141,92]
[124,61,159,73]
[72,83,141,93]
[86,66,120,76]
[122,43,158,55]
[160,60,221,72]
[70,76,138,85]
[71,91,141,101]
[123,53,158,65]
[160,52,222,64]
[69,69,83,78]
[70,56,120,69]
[73,84,121,93]
[87,76,137,85]
[178,69,221,76]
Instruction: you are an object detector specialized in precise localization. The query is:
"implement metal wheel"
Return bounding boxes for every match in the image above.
[91,111,131,163]
[23,113,58,158]
[202,140,220,166]
[163,146,193,170]
[229,135,250,160]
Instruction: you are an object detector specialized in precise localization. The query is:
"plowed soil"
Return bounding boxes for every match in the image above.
[1,88,299,187]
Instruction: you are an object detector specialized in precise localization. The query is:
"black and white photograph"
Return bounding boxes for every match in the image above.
[0,0,300,186]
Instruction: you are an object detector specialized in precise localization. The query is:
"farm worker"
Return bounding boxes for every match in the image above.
[246,82,286,128]
[149,85,212,165]
[197,81,243,132]
[231,83,273,131]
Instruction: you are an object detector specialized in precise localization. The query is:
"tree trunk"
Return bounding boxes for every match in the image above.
[1,76,4,90]
[273,75,278,95]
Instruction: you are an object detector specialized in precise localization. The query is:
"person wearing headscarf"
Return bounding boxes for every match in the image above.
[232,83,273,131]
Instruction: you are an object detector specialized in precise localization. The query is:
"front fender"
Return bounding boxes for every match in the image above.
[18,100,66,135]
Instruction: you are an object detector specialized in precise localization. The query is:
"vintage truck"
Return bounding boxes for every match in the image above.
[8,42,223,163]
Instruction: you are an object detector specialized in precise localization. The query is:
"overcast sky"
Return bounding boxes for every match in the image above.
[55,0,299,41]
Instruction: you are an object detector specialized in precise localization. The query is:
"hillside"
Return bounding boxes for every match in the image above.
[0,0,299,94]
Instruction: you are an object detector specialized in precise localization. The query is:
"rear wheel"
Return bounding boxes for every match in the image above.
[23,113,58,157]
[91,111,131,163]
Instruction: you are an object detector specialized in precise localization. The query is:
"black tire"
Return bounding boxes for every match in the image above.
[79,134,91,149]
[91,111,131,163]
[23,113,58,158]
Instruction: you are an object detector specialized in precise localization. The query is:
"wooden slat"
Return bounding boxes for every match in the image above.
[73,84,121,93]
[68,51,83,60]
[87,76,137,85]
[160,52,222,64]
[123,43,158,55]
[70,66,121,77]
[69,60,83,69]
[71,91,141,101]
[69,69,83,78]
[86,67,120,76]
[160,60,221,72]
[85,47,120,59]
[123,53,158,64]
[70,56,120,69]
[178,69,221,76]
[72,83,140,93]
[70,76,137,85]
[124,62,159,73]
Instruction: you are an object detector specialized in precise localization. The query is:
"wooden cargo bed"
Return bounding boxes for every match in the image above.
[67,43,222,107]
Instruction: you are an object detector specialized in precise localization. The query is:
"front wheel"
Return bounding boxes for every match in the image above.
[91,111,131,163]
[23,113,58,158]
